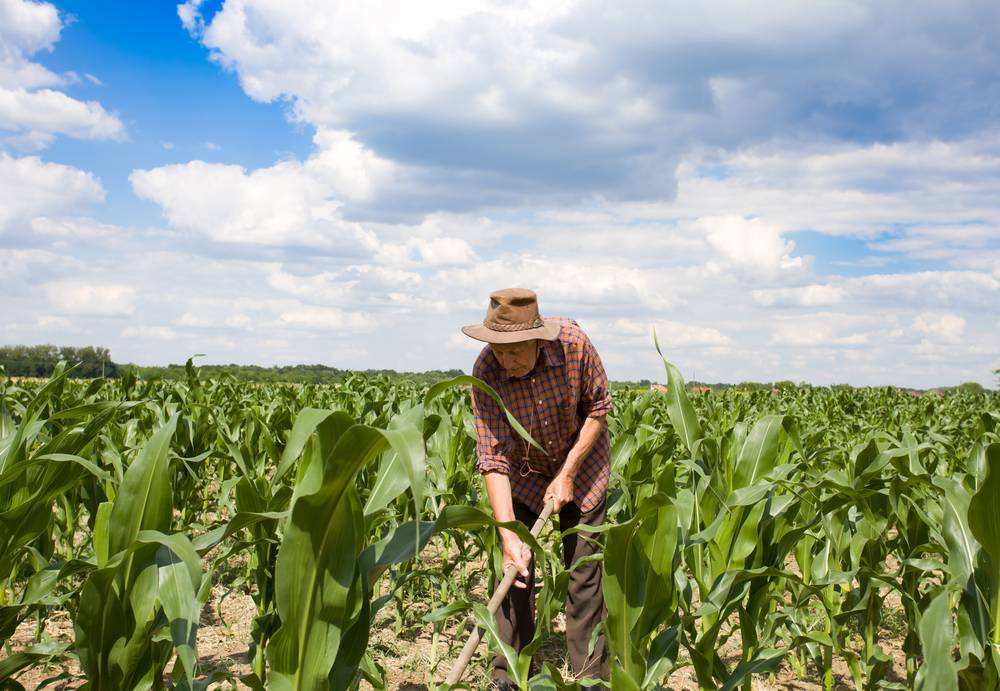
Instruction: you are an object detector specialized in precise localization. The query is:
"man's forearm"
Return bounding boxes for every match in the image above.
[484,471,519,545]
[560,414,606,477]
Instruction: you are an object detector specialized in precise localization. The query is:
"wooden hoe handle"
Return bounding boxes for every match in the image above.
[445,498,557,686]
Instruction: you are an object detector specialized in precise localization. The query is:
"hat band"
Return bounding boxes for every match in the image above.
[483,317,544,332]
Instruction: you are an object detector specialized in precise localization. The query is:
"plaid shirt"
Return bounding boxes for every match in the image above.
[470,318,612,514]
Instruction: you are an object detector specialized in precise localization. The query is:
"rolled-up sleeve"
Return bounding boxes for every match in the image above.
[471,359,512,475]
[579,334,612,419]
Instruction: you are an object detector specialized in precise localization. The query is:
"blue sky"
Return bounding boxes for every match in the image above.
[1,0,998,386]
[27,0,311,225]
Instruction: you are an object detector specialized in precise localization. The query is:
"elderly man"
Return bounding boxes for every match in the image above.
[461,287,611,689]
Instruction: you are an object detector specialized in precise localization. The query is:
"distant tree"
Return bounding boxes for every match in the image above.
[0,344,116,378]
[957,381,986,394]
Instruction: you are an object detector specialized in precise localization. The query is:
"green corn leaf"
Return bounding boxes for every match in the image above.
[362,449,407,516]
[108,415,178,557]
[652,334,702,455]
[915,590,958,690]
[967,442,1000,646]
[273,408,354,488]
[0,641,67,679]
[718,648,786,691]
[732,415,785,491]
[424,374,543,452]
[266,421,385,689]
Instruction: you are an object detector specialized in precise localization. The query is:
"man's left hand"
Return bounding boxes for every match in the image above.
[544,471,575,511]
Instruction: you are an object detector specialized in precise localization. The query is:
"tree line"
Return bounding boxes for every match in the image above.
[0,344,118,378]
[0,344,463,385]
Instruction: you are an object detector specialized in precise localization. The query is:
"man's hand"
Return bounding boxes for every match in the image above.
[501,533,532,589]
[544,470,576,511]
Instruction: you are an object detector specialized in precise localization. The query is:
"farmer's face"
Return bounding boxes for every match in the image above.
[490,340,539,378]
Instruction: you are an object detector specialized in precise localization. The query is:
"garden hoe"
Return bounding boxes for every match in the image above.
[445,498,557,686]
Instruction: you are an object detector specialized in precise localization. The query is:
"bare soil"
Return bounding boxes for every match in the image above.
[8,548,910,690]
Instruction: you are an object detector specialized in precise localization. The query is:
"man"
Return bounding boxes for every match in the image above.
[461,287,611,689]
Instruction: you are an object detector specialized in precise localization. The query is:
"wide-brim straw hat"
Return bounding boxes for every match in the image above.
[461,287,560,344]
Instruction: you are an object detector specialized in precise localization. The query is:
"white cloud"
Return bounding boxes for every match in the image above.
[409,236,477,266]
[669,136,1000,242]
[0,87,125,148]
[0,247,79,283]
[278,305,373,331]
[5,2,1000,388]
[174,312,213,327]
[265,266,357,302]
[36,314,73,332]
[176,0,204,35]
[753,271,997,311]
[0,0,125,149]
[44,281,136,316]
[122,325,177,340]
[30,216,120,238]
[304,129,394,202]
[913,313,966,343]
[0,0,61,54]
[223,313,251,328]
[600,318,730,348]
[172,1,1000,217]
[769,312,881,347]
[0,152,103,231]
[375,235,477,268]
[130,158,379,250]
[753,284,845,307]
[698,215,805,275]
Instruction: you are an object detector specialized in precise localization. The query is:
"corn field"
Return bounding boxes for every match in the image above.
[1,357,998,690]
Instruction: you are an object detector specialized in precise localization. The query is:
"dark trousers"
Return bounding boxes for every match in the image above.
[493,500,608,684]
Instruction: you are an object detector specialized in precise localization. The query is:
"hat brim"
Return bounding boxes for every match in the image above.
[461,320,560,344]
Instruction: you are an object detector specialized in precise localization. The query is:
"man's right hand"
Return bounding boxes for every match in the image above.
[502,534,532,589]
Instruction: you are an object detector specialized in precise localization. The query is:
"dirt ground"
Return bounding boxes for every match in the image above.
[9,575,908,691]
[8,529,908,690]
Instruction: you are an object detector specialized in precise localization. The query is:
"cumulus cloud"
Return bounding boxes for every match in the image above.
[768,312,883,348]
[0,87,126,148]
[0,0,124,149]
[130,157,379,251]
[913,313,966,343]
[0,0,61,86]
[698,215,805,275]
[44,281,136,316]
[122,325,178,340]
[595,318,730,348]
[753,284,845,307]
[5,1,999,388]
[278,305,373,331]
[0,152,103,231]
[670,135,1000,242]
[754,271,998,311]
[176,0,1000,213]
[30,216,120,238]
[36,314,71,329]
